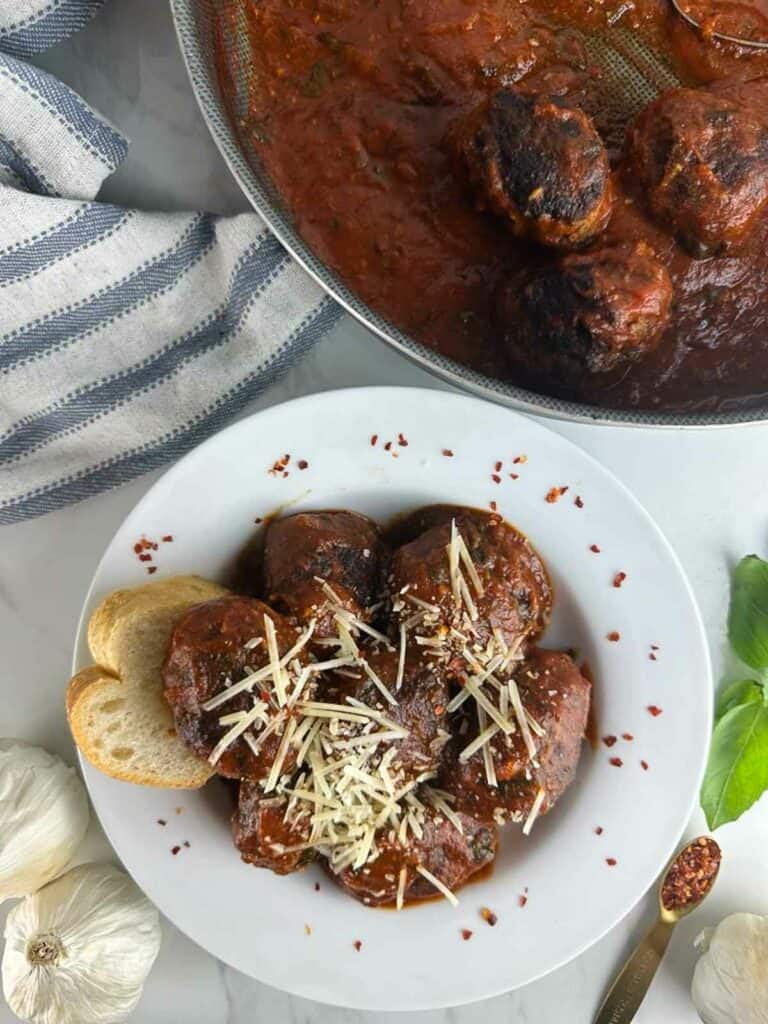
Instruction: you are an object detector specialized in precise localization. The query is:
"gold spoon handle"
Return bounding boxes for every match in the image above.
[593,918,676,1024]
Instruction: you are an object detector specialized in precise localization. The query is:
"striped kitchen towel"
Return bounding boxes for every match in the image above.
[0,0,342,525]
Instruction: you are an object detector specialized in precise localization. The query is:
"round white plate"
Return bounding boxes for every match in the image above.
[74,386,711,1011]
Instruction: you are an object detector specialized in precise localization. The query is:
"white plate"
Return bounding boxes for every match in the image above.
[73,386,711,1011]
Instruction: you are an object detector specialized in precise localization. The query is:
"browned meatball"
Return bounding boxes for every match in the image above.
[625,84,768,257]
[263,511,388,641]
[329,646,451,784]
[498,241,673,379]
[440,648,591,825]
[233,782,313,875]
[454,88,614,250]
[163,596,312,781]
[389,506,551,656]
[331,801,497,907]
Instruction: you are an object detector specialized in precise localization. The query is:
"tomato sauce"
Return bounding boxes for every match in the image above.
[215,0,768,413]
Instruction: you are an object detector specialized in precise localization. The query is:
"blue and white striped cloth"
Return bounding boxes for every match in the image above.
[0,0,341,525]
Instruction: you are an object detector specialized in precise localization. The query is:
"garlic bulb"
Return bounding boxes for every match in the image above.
[2,862,161,1024]
[0,741,90,902]
[692,912,768,1024]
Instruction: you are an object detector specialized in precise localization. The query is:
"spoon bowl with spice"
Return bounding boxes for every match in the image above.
[595,836,722,1023]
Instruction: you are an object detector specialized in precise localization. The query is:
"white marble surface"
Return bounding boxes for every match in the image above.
[2,2,768,1021]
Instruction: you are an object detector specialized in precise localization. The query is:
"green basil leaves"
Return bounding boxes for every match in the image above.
[701,556,768,830]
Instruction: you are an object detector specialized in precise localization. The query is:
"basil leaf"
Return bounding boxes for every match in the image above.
[728,555,768,670]
[701,697,768,830]
[715,679,763,721]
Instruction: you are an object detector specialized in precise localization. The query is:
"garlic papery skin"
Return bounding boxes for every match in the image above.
[2,862,161,1024]
[0,741,90,902]
[692,912,768,1024]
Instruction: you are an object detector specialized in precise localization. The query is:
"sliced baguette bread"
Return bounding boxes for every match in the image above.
[68,574,229,788]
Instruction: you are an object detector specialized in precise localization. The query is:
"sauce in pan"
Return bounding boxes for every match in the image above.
[216,0,768,413]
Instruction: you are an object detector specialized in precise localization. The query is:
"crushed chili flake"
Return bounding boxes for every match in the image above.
[384,441,393,451]
[491,474,501,484]
[157,819,167,827]
[518,893,528,908]
[442,448,454,457]
[574,495,584,508]
[651,644,660,650]
[371,434,378,446]
[606,631,621,642]
[641,760,649,770]
[353,939,363,951]
[509,472,519,480]
[545,485,569,503]
[494,460,502,472]
[595,826,604,836]
[513,455,528,464]
[171,846,181,856]
[133,543,143,554]
[298,459,309,470]
[480,907,498,926]
[649,652,658,661]
[139,553,153,563]
[613,572,627,588]
[647,705,663,717]
[603,735,618,747]
[661,837,721,912]
[489,500,498,512]
[269,454,291,475]
[254,517,263,525]
[162,534,174,543]
[609,757,624,767]
[622,733,634,742]
[606,858,617,867]
[398,433,409,447]
[314,882,320,892]
[590,544,601,553]
[183,840,190,848]
[147,566,158,574]
[461,929,473,941]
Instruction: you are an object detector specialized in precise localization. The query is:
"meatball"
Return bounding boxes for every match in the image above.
[625,84,768,257]
[440,648,591,825]
[263,511,388,642]
[389,506,552,656]
[163,596,312,781]
[233,782,313,875]
[498,241,673,379]
[454,88,614,249]
[329,645,451,784]
[331,801,497,907]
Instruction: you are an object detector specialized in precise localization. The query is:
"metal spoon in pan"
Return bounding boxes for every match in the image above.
[670,0,768,49]
[594,836,722,1024]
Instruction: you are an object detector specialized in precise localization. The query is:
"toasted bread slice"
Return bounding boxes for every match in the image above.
[68,575,229,788]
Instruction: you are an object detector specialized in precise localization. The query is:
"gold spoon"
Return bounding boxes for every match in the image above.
[670,0,768,49]
[594,836,722,1024]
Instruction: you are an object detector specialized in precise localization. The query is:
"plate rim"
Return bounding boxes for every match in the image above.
[72,385,714,1009]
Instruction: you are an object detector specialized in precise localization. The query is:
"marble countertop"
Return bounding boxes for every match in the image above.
[2,2,768,1021]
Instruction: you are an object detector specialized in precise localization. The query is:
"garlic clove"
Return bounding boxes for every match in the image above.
[2,862,161,1024]
[692,912,768,1024]
[0,741,90,902]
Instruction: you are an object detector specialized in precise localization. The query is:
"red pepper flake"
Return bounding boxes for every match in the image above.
[133,542,143,555]
[647,705,663,717]
[609,757,624,767]
[147,566,158,574]
[491,474,502,484]
[613,572,627,588]
[595,826,604,836]
[139,553,152,562]
[574,495,584,508]
[602,735,618,747]
[651,644,660,651]
[384,440,393,452]
[606,631,621,642]
[171,846,181,856]
[545,485,569,503]
[622,733,634,742]
[254,517,263,525]
[489,500,498,512]
[649,652,658,661]
[661,837,721,911]
[641,760,649,770]
[480,907,498,926]
[442,448,454,457]
[509,472,519,480]
[353,939,363,951]
[314,882,320,892]
[518,893,528,908]
[513,455,528,464]
[162,534,174,543]
[298,459,309,470]
[183,840,191,848]
[494,460,502,472]
[269,454,291,475]
[157,819,167,826]
[397,433,409,447]
[590,544,601,554]
[606,858,617,867]
[460,929,473,941]
[370,434,378,446]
